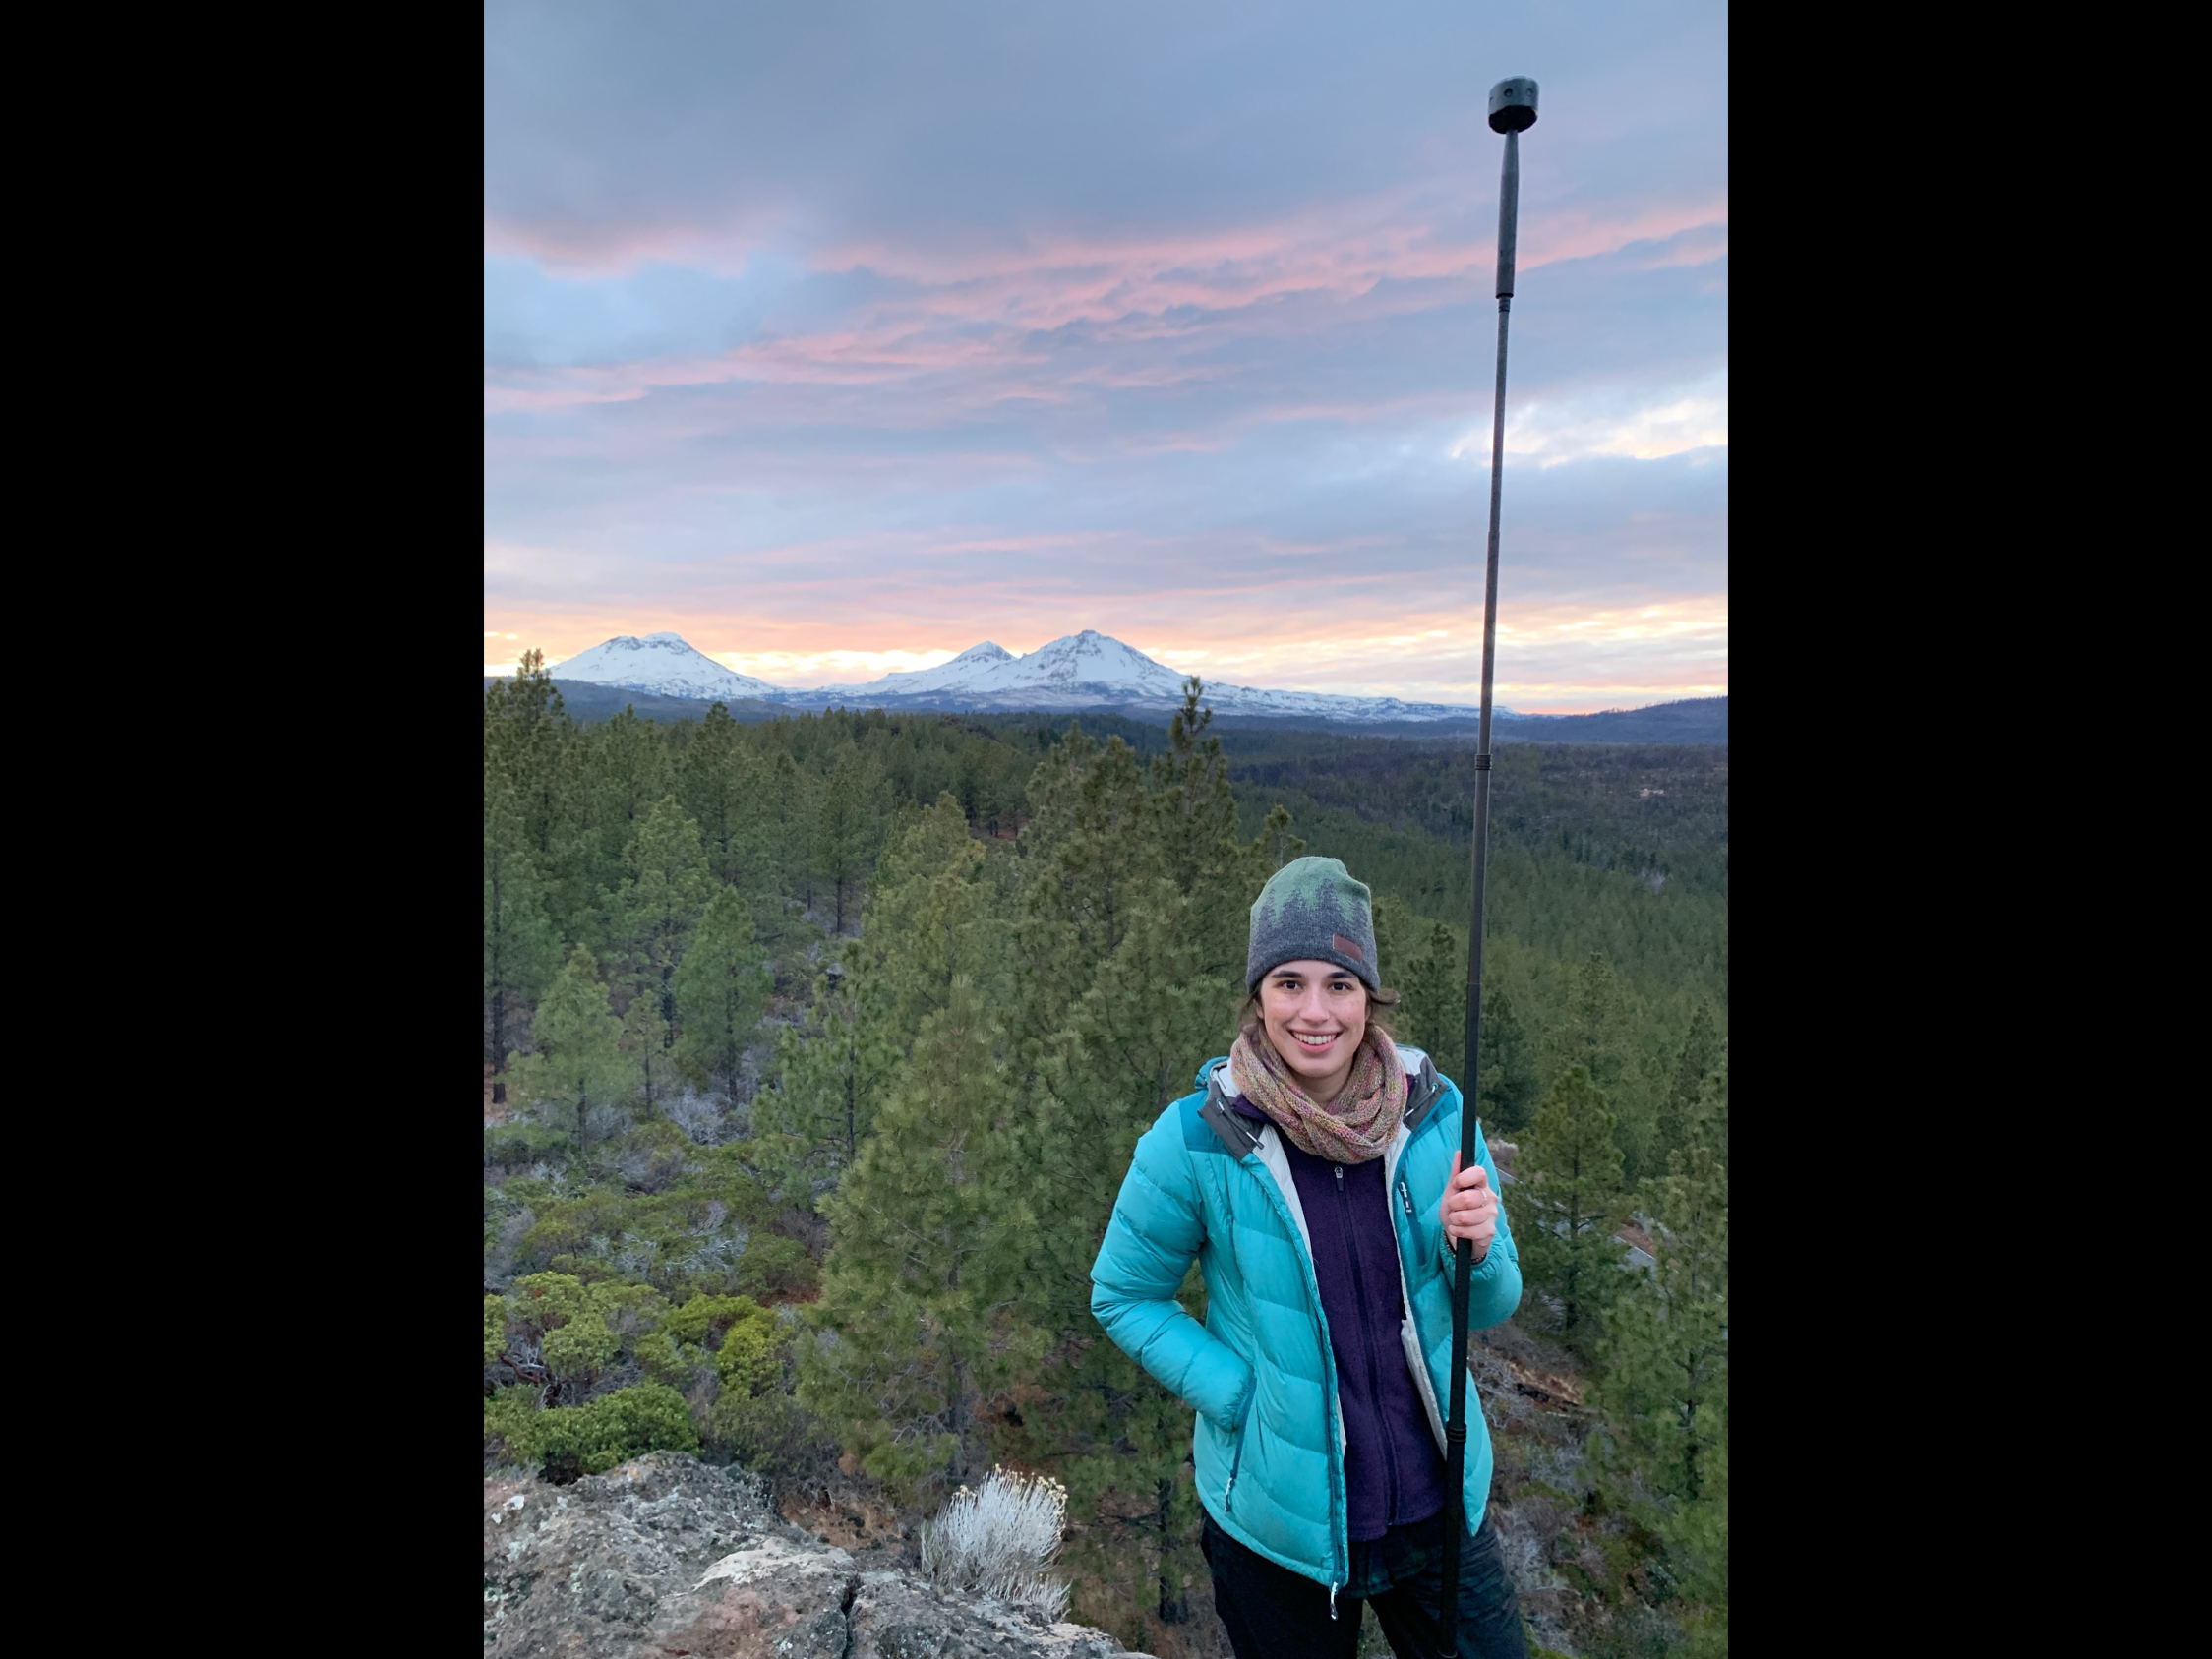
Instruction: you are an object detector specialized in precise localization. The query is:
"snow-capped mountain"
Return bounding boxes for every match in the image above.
[801,629,1500,720]
[830,631,1189,704]
[969,630,1193,700]
[543,628,1506,723]
[819,640,1017,698]
[550,633,780,700]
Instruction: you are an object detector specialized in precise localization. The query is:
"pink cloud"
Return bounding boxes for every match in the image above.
[485,180,1727,419]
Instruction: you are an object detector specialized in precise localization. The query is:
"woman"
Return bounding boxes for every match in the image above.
[1090,856,1525,1658]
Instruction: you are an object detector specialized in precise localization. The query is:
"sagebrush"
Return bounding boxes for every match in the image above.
[920,1466,1071,1623]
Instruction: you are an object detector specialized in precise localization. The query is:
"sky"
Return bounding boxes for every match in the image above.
[484,0,1725,714]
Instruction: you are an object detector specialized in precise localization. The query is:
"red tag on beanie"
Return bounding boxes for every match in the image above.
[1333,933,1364,964]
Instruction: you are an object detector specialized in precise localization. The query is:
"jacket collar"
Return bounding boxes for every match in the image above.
[1196,1046,1446,1158]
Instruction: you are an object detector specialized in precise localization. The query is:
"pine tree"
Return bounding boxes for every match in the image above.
[1655,1002,1723,1162]
[618,987,681,1120]
[1015,728,1156,1046]
[571,707,676,928]
[677,702,773,894]
[1542,952,1659,1182]
[1023,884,1233,1332]
[1370,893,1419,1002]
[858,795,1014,1039]
[1475,979,1538,1134]
[1259,800,1306,871]
[1400,932,1534,1136]
[1503,1064,1628,1355]
[485,765,562,1105]
[764,749,818,920]
[1541,952,1635,1090]
[512,946,633,1170]
[812,745,875,934]
[483,649,568,861]
[609,796,715,1048]
[1595,1067,1728,1650]
[759,797,1008,1215]
[799,980,1028,1498]
[1146,681,1269,984]
[757,952,875,1202]
[675,887,771,1104]
[1402,920,1465,1080]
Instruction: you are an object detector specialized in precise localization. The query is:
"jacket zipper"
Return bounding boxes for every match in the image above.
[1224,1415,1247,1511]
[1232,1112,1352,1595]
[1393,1172,1451,1455]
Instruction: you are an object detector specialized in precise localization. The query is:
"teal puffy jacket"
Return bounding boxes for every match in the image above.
[1089,1047,1521,1600]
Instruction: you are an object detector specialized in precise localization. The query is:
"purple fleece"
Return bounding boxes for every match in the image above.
[1235,1097,1448,1541]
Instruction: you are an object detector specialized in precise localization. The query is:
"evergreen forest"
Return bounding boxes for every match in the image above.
[484,652,1729,1658]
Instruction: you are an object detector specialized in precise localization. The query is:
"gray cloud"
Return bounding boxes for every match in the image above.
[485,0,1726,709]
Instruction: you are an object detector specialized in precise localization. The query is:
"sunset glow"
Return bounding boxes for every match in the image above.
[485,2,1726,716]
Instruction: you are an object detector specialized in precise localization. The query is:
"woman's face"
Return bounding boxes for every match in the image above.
[1259,959,1369,1099]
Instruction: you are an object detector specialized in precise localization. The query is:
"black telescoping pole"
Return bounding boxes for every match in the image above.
[1439,75,1536,1656]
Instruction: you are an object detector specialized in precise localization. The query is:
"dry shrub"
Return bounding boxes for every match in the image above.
[920,1465,1071,1623]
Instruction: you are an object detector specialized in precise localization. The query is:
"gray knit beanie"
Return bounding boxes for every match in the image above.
[1246,856,1380,993]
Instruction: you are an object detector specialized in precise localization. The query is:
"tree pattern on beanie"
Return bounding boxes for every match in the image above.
[1247,855,1380,991]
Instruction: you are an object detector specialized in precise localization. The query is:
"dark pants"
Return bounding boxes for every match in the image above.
[1201,1506,1527,1659]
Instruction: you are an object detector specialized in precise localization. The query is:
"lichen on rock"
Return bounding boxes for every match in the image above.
[484,1452,1156,1658]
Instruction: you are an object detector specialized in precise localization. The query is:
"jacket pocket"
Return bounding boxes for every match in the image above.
[1224,1413,1249,1512]
[1222,1375,1257,1511]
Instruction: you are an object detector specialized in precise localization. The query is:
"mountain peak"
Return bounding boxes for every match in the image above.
[553,632,778,699]
[951,629,1188,695]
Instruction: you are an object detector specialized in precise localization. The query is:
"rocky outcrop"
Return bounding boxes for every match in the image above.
[484,1452,1155,1658]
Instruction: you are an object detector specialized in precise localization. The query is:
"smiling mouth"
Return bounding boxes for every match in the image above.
[1290,1032,1341,1050]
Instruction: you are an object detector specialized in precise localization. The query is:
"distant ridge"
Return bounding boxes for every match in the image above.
[1493,697,1726,745]
[1195,695,1725,744]
[488,677,1727,744]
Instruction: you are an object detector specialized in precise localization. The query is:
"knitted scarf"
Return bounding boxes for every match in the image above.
[1229,1022,1408,1164]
